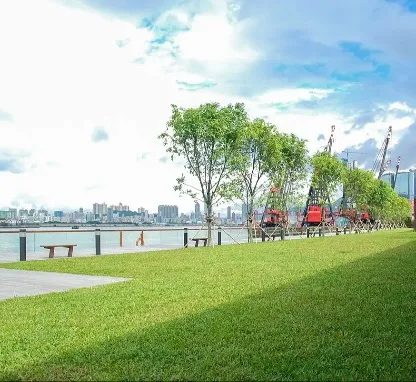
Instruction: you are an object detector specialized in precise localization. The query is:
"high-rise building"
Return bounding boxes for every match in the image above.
[157,205,179,221]
[195,202,201,220]
[382,169,415,216]
[54,211,63,218]
[93,203,100,216]
[242,203,248,222]
[9,208,17,219]
[227,206,232,220]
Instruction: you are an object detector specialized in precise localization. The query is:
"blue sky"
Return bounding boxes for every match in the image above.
[0,0,415,212]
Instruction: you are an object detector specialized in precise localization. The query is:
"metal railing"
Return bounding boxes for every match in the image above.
[0,222,406,262]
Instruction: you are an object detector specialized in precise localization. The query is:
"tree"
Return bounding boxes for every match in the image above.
[366,179,393,221]
[341,168,375,220]
[159,102,248,245]
[310,152,344,208]
[271,133,309,211]
[230,118,279,242]
[230,120,308,242]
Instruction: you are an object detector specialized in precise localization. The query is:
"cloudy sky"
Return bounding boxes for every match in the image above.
[0,0,415,214]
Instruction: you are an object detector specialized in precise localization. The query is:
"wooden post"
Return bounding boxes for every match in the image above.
[119,231,123,247]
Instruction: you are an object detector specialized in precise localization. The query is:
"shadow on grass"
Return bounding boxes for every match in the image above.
[4,241,416,381]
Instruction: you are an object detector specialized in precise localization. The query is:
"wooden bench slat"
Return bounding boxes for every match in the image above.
[40,244,77,258]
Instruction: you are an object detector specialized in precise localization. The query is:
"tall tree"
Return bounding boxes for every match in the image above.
[341,167,375,219]
[231,120,308,242]
[310,151,344,208]
[159,102,248,245]
[231,119,280,242]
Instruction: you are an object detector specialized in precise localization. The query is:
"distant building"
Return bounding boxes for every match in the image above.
[157,205,179,222]
[382,169,415,216]
[9,208,17,219]
[54,211,64,218]
[227,206,231,220]
[242,203,248,222]
[195,202,201,221]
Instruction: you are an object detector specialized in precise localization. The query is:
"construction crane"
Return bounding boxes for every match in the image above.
[260,186,288,229]
[302,125,335,227]
[392,156,401,189]
[361,126,393,223]
[371,126,392,180]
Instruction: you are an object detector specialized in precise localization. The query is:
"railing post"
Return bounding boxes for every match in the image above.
[184,228,188,248]
[306,228,310,238]
[261,229,266,242]
[217,229,222,245]
[280,228,285,241]
[19,229,26,261]
[318,227,322,237]
[344,227,347,235]
[95,229,101,255]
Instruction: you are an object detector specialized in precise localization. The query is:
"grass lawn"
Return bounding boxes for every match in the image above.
[0,230,415,380]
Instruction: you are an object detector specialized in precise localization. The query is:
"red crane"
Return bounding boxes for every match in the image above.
[302,125,335,227]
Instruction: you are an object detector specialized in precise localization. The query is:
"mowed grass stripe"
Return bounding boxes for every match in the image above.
[0,230,415,380]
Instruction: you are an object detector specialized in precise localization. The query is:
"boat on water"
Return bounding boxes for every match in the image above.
[72,225,80,229]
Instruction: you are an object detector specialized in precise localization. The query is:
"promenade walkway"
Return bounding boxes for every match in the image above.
[0,269,130,301]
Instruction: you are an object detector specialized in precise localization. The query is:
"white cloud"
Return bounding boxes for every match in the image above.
[0,0,414,213]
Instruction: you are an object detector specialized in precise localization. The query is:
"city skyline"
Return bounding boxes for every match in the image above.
[1,0,416,213]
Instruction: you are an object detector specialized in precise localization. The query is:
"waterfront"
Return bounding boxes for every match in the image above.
[0,226,254,262]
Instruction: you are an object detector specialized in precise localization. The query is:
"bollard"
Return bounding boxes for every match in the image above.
[95,229,101,255]
[19,229,27,261]
[336,228,339,236]
[307,228,310,238]
[119,231,123,247]
[261,230,266,242]
[280,228,285,241]
[184,228,188,248]
[318,227,322,237]
[218,230,222,245]
[344,227,347,235]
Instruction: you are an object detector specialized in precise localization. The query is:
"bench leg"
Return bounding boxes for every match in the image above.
[67,247,73,257]
[49,248,55,258]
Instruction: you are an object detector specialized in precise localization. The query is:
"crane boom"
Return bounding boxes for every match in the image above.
[392,156,401,189]
[372,126,392,180]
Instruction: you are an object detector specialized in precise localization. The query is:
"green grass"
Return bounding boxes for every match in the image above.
[1,230,415,380]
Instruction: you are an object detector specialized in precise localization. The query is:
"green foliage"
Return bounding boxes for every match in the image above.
[341,168,375,210]
[310,152,344,204]
[1,231,415,381]
[159,103,248,243]
[270,133,309,208]
[230,119,308,241]
[340,165,411,223]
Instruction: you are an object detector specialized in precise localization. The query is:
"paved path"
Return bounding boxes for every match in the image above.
[0,269,130,301]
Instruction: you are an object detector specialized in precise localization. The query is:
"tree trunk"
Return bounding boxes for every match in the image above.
[247,209,254,243]
[207,203,213,246]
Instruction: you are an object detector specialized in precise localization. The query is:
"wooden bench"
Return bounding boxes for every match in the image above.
[191,238,208,247]
[40,244,77,258]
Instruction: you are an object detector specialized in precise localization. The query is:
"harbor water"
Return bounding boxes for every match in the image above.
[0,226,254,262]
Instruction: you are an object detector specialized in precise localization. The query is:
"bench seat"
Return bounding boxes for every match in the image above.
[41,244,77,258]
[191,238,208,247]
